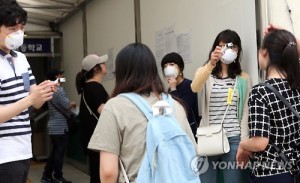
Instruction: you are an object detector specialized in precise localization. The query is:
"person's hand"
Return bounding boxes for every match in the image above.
[29,80,56,107]
[70,102,76,109]
[167,77,177,91]
[236,143,252,168]
[209,46,222,66]
[263,24,283,36]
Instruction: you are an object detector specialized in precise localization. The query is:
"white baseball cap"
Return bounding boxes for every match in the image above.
[82,54,108,71]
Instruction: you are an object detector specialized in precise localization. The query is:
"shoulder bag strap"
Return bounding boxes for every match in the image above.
[261,83,300,119]
[82,91,99,121]
[119,159,130,183]
[220,77,238,126]
[50,101,68,119]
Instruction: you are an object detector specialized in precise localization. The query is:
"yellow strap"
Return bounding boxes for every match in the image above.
[227,87,234,105]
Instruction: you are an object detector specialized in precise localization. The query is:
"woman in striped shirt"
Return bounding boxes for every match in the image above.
[191,29,252,183]
[41,69,76,183]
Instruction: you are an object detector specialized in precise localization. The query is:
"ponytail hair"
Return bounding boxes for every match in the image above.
[75,64,102,94]
[75,70,86,94]
[262,29,300,89]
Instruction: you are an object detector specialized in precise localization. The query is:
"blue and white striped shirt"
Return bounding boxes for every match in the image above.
[47,86,71,135]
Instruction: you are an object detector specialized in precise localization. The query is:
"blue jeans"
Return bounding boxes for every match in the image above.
[200,136,242,183]
[43,133,69,179]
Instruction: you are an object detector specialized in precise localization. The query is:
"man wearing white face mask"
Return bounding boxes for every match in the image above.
[191,29,252,183]
[161,52,200,137]
[0,2,56,183]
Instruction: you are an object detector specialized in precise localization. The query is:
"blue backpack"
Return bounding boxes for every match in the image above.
[120,93,200,183]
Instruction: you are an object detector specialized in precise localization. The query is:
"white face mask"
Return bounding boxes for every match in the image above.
[5,30,24,50]
[164,65,179,78]
[221,48,237,64]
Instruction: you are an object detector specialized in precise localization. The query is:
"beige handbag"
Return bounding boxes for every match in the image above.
[196,115,230,156]
[196,78,237,156]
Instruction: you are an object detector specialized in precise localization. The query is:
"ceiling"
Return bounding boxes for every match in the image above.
[17,0,92,28]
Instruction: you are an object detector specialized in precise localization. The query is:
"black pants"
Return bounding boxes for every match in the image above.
[88,149,100,183]
[43,133,69,179]
[0,159,30,183]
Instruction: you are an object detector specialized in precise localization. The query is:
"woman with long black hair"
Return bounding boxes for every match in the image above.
[237,29,300,183]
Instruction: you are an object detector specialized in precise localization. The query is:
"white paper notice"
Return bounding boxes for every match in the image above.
[164,25,177,54]
[177,32,192,63]
[104,48,115,81]
[155,29,165,69]
[155,25,192,65]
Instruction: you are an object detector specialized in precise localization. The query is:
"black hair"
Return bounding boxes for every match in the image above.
[262,29,300,89]
[0,1,27,27]
[161,52,184,75]
[46,69,63,81]
[111,43,165,97]
[75,64,102,94]
[206,29,242,79]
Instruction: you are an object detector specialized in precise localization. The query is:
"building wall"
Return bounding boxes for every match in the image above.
[58,0,258,105]
[26,23,51,31]
[268,0,300,38]
[140,0,258,87]
[26,1,300,104]
[256,0,300,82]
[59,10,84,102]
[60,0,135,104]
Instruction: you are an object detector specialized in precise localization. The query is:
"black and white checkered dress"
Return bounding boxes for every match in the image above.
[249,78,300,176]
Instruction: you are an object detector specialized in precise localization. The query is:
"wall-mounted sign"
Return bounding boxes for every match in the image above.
[17,38,51,53]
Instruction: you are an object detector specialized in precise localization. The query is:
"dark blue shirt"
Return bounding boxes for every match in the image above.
[169,78,200,137]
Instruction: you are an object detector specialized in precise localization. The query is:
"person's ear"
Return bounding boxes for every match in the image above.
[93,67,99,74]
[260,48,268,58]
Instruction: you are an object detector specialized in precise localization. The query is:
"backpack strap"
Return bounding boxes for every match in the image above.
[120,93,174,118]
[161,93,173,106]
[119,93,153,120]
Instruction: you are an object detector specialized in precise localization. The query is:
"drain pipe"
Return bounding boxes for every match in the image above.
[134,0,141,43]
[82,6,88,57]
[257,0,270,39]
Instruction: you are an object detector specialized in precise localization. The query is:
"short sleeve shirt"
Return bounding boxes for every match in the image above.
[88,93,196,183]
[0,50,36,164]
[79,81,109,149]
[249,78,300,176]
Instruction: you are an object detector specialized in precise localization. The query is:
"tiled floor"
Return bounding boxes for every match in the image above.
[28,161,90,183]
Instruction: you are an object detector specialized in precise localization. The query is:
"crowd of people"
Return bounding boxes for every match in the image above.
[0,1,299,183]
